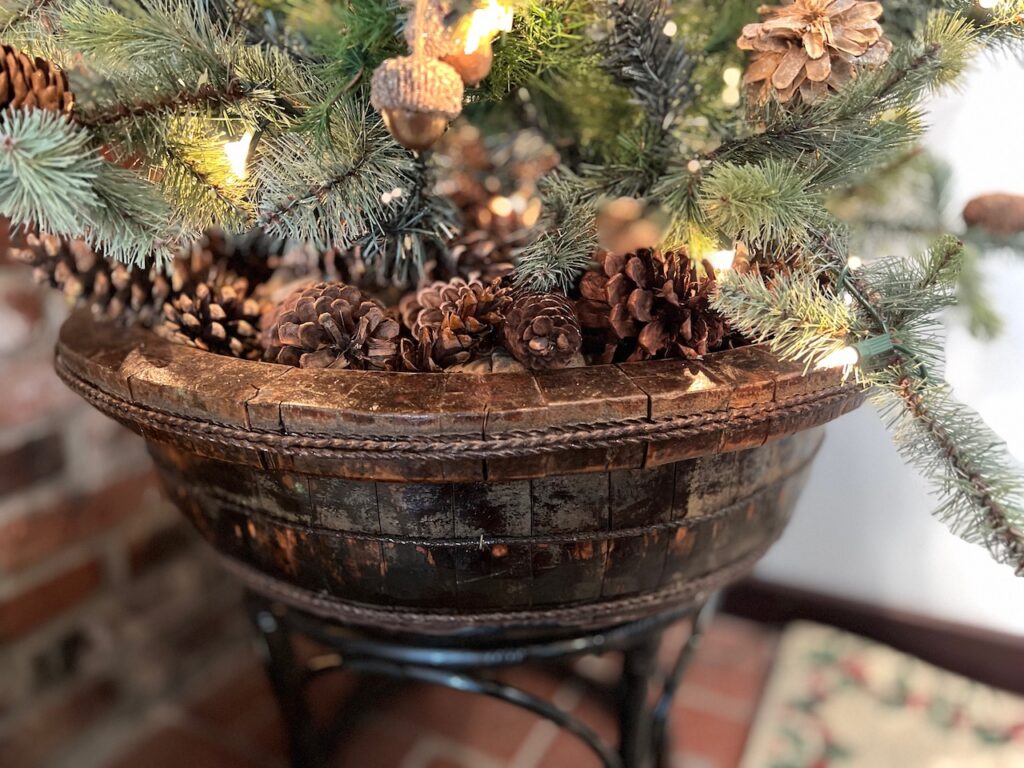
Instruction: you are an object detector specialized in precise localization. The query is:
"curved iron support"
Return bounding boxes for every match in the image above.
[341,656,623,768]
[245,592,719,768]
[651,593,722,768]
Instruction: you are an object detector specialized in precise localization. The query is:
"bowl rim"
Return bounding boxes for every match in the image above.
[55,310,865,475]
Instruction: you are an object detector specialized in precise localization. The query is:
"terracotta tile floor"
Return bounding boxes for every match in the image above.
[103,615,778,768]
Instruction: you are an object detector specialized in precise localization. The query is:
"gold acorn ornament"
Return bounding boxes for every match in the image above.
[371,56,464,150]
[442,0,514,86]
[371,0,465,151]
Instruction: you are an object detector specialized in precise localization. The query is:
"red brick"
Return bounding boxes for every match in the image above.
[106,725,271,768]
[658,616,778,706]
[375,681,540,761]
[0,431,64,497]
[187,658,281,738]
[333,718,421,768]
[128,520,196,576]
[537,684,619,768]
[0,286,47,357]
[672,705,751,768]
[538,728,606,768]
[0,559,103,640]
[0,472,158,573]
[0,678,117,767]
[0,358,77,428]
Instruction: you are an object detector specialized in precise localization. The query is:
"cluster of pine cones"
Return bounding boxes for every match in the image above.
[260,277,583,373]
[14,229,282,360]
[16,227,732,371]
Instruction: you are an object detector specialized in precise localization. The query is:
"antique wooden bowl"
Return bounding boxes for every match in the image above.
[55,311,865,637]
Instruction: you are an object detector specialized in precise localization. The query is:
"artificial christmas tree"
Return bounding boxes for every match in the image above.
[5,0,1024,761]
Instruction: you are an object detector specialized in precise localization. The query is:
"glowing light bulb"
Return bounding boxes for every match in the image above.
[723,67,742,87]
[224,131,253,180]
[489,195,514,217]
[462,0,514,55]
[707,249,736,272]
[847,255,863,270]
[978,0,1000,9]
[815,346,860,370]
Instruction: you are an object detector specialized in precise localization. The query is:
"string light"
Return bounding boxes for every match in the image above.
[847,255,864,270]
[223,131,253,180]
[443,0,514,86]
[722,66,742,107]
[707,249,736,272]
[815,334,894,371]
[815,346,860,370]
[461,0,513,55]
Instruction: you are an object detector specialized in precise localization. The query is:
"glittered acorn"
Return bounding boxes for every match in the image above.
[370,55,464,151]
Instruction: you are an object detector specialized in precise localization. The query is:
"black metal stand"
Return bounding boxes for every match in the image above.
[246,593,720,768]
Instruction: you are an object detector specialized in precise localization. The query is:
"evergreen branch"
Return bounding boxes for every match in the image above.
[74,81,248,129]
[599,0,696,135]
[253,99,449,279]
[0,109,171,264]
[700,160,827,245]
[877,376,1024,575]
[0,109,101,235]
[514,170,598,294]
[712,270,857,367]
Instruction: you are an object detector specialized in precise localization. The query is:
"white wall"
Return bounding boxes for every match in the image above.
[754,55,1024,636]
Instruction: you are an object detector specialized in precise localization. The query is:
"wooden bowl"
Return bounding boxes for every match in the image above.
[55,311,865,637]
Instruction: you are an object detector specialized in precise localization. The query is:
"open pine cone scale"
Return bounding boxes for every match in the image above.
[578,250,728,363]
[739,0,890,106]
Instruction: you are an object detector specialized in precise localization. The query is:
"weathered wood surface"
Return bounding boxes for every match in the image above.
[148,430,821,615]
[57,312,862,632]
[56,312,864,482]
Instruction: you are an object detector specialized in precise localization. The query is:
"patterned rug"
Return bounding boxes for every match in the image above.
[740,622,1024,768]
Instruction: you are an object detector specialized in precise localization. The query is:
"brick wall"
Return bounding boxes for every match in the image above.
[0,227,249,768]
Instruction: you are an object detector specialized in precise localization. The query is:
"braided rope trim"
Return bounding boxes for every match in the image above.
[56,353,864,461]
[219,533,779,634]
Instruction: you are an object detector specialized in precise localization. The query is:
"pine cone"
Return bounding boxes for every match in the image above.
[576,250,729,363]
[262,282,400,370]
[502,292,582,372]
[160,280,263,359]
[13,233,171,324]
[738,0,892,107]
[397,277,511,370]
[963,193,1024,236]
[0,45,74,115]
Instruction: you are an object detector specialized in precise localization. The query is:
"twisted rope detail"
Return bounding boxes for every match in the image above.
[56,354,864,461]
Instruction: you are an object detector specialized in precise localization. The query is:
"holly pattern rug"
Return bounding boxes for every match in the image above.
[740,622,1024,768]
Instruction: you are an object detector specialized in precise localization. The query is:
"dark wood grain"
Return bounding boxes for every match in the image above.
[55,313,864,633]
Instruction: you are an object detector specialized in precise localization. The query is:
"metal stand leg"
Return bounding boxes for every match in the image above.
[652,594,721,768]
[246,593,328,768]
[619,636,660,768]
[244,592,721,768]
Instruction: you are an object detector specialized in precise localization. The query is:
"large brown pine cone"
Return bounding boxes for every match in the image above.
[13,233,172,325]
[397,277,511,370]
[576,250,729,362]
[160,280,263,359]
[738,0,891,107]
[262,282,400,370]
[0,45,74,115]
[502,292,582,372]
